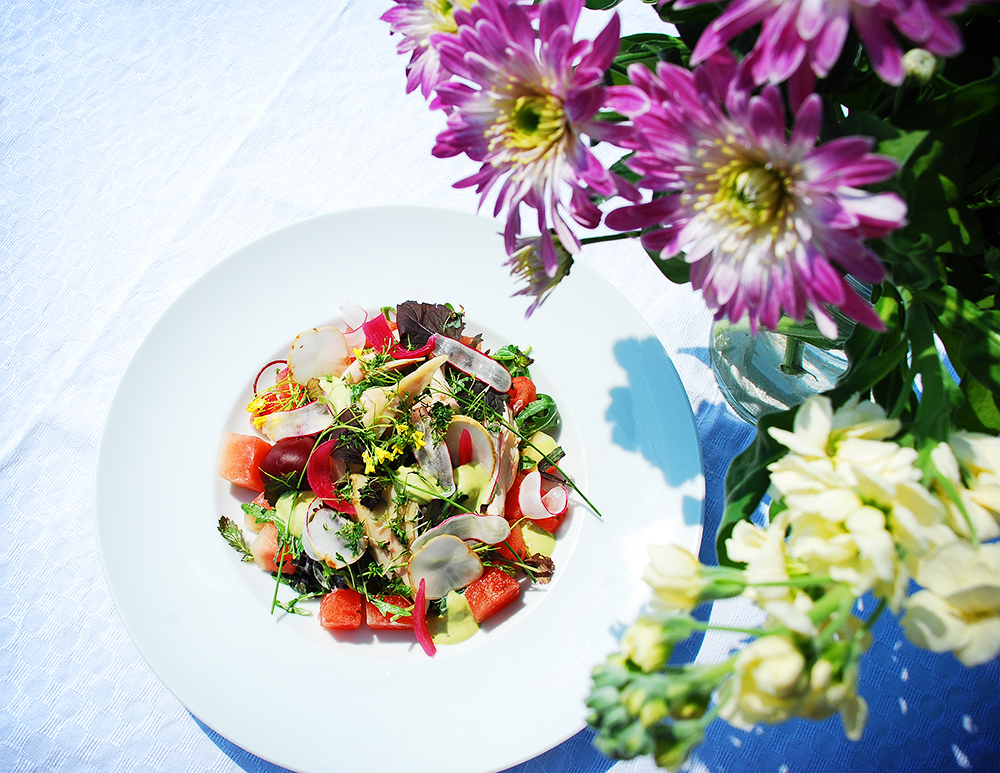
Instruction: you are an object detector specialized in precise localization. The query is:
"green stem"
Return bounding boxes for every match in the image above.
[580,230,641,246]
[810,584,858,649]
[751,575,835,589]
[780,337,806,376]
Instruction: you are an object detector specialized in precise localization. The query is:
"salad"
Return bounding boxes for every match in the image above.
[216,301,577,655]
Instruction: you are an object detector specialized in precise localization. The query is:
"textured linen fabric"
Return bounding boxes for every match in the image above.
[1,2,997,773]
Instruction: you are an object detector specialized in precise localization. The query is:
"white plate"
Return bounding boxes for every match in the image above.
[95,206,704,773]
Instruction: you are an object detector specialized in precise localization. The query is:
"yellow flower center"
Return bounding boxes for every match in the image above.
[711,159,794,228]
[423,0,476,34]
[488,92,567,169]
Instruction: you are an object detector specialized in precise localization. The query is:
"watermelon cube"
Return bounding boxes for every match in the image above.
[366,595,414,630]
[218,432,271,492]
[463,568,520,624]
[318,588,363,630]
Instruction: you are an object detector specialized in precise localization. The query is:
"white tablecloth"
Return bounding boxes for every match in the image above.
[2,3,997,772]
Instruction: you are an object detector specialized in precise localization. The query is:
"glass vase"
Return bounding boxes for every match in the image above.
[709,317,852,424]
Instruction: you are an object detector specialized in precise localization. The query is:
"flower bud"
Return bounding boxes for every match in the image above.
[902,48,937,84]
[651,721,705,772]
[620,617,680,673]
[640,698,669,727]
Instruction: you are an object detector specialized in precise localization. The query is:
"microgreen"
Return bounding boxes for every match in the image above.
[217,516,254,562]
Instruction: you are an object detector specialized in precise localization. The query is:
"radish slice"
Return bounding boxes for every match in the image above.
[362,313,395,352]
[302,500,366,569]
[252,360,287,394]
[409,513,510,553]
[433,336,512,392]
[408,534,484,600]
[517,469,569,520]
[413,578,436,657]
[445,416,496,477]
[260,401,334,442]
[341,300,368,330]
[288,326,352,383]
[344,326,367,352]
[306,438,355,514]
[486,409,519,518]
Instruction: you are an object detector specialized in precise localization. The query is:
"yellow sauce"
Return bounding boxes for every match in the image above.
[429,590,480,645]
[522,520,556,556]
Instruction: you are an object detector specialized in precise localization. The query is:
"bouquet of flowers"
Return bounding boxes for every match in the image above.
[381,0,1000,768]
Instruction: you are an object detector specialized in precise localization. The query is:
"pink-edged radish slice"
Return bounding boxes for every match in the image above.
[486,409,519,518]
[409,513,510,553]
[302,499,366,569]
[288,326,352,383]
[413,578,436,657]
[408,534,484,600]
[433,336,512,392]
[344,325,367,352]
[260,401,334,442]
[305,438,355,514]
[445,416,496,477]
[340,299,367,330]
[517,469,569,520]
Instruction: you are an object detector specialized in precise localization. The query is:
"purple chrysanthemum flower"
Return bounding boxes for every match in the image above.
[605,54,907,337]
[431,0,642,274]
[381,0,479,99]
[506,234,575,315]
[665,0,975,92]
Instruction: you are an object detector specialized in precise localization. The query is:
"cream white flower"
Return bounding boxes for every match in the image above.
[643,545,707,612]
[768,395,901,464]
[798,655,869,741]
[727,518,816,635]
[902,541,1000,667]
[931,439,1000,540]
[620,617,673,673]
[718,635,808,729]
[769,396,915,498]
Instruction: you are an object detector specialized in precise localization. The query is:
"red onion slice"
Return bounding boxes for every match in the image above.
[362,314,395,352]
[413,578,436,657]
[388,335,436,360]
[306,438,356,514]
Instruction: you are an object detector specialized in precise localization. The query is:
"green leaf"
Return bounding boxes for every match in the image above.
[893,67,1000,132]
[835,110,928,168]
[827,293,910,409]
[956,376,1000,434]
[905,293,957,439]
[517,392,561,436]
[895,121,985,259]
[586,0,623,8]
[716,409,796,567]
[218,516,255,563]
[647,247,691,284]
[923,285,1000,398]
